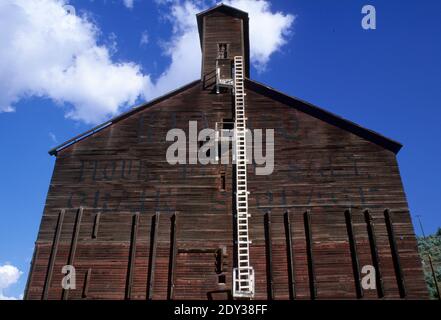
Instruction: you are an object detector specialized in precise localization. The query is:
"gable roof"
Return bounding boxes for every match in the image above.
[49,78,402,156]
[48,80,201,155]
[246,79,402,153]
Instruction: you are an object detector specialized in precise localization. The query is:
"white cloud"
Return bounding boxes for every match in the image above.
[0,0,151,124]
[106,32,118,55]
[0,0,294,124]
[140,30,149,46]
[0,264,23,300]
[152,1,203,95]
[49,132,58,143]
[123,0,134,9]
[225,0,295,71]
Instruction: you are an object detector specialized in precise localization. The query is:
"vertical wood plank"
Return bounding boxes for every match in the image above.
[304,210,316,299]
[24,244,39,300]
[125,213,139,299]
[364,209,384,298]
[344,209,363,299]
[384,209,406,298]
[82,268,92,299]
[147,212,160,300]
[42,209,65,300]
[264,211,274,300]
[62,207,84,300]
[92,212,101,239]
[167,213,178,300]
[284,210,296,300]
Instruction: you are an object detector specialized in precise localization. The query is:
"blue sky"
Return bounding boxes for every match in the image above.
[0,0,440,299]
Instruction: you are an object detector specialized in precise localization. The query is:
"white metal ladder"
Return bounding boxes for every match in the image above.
[232,56,254,298]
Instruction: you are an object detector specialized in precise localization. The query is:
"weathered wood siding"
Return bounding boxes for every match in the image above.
[244,87,428,299]
[25,5,427,300]
[25,80,428,299]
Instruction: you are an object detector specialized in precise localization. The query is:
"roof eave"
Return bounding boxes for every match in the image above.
[49,79,201,156]
[245,78,403,154]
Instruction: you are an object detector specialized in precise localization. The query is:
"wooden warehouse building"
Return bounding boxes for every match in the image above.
[25,4,428,300]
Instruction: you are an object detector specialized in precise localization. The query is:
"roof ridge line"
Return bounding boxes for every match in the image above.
[48,79,200,156]
[245,78,402,154]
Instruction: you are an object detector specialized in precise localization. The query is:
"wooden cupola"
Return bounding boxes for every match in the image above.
[197,3,250,85]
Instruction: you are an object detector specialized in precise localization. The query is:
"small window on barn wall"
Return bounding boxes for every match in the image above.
[218,274,226,284]
[217,43,228,59]
[222,118,234,130]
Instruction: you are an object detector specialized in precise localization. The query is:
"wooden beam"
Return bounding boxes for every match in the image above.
[82,268,92,299]
[167,213,178,300]
[264,211,274,300]
[147,212,160,300]
[42,209,65,300]
[62,207,84,300]
[304,210,316,299]
[178,248,218,253]
[24,244,40,300]
[284,210,296,300]
[364,209,384,298]
[384,209,406,298]
[125,213,139,300]
[92,212,101,239]
[344,209,363,299]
